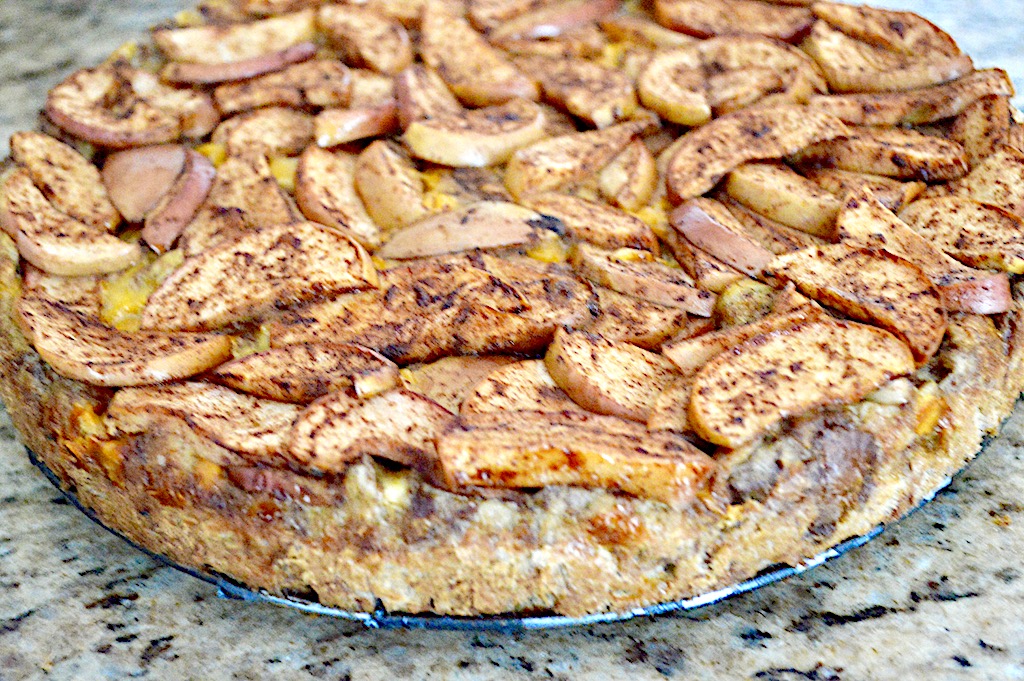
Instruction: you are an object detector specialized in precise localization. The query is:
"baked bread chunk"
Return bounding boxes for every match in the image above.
[2,0,1024,618]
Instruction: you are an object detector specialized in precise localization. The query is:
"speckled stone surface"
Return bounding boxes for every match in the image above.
[2,2,1024,679]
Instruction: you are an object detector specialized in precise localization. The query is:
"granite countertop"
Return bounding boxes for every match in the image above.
[2,1,1024,679]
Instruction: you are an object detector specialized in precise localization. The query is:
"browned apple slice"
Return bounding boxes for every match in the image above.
[107,382,300,457]
[665,234,748,293]
[939,145,1024,218]
[717,196,825,252]
[376,201,545,259]
[152,10,316,65]
[804,69,1014,126]
[142,221,377,331]
[101,145,186,223]
[636,47,708,126]
[505,119,646,198]
[655,0,813,41]
[142,149,217,254]
[950,95,1011,168]
[793,126,968,182]
[22,265,102,318]
[811,2,960,56]
[353,140,428,232]
[669,198,775,276]
[314,103,399,147]
[489,0,618,40]
[460,359,582,414]
[571,242,716,315]
[803,168,924,211]
[213,106,314,158]
[17,296,231,387]
[394,65,462,129]
[317,5,413,75]
[899,197,1024,274]
[212,60,352,116]
[403,98,547,167]
[2,170,141,276]
[209,343,399,403]
[333,0,425,28]
[495,23,609,61]
[724,163,841,238]
[295,146,381,248]
[469,0,557,31]
[836,191,1011,314]
[520,193,659,251]
[545,328,678,421]
[514,54,636,128]
[420,1,539,107]
[664,105,847,202]
[600,14,697,48]
[647,374,696,433]
[160,43,318,85]
[765,244,946,363]
[347,68,396,107]
[11,132,119,231]
[598,140,657,212]
[689,318,914,447]
[436,410,716,505]
[586,287,690,349]
[288,389,453,474]
[401,356,518,412]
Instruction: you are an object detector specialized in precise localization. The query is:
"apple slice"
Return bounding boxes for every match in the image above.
[836,191,1011,314]
[545,328,678,422]
[571,242,716,316]
[107,382,300,457]
[101,145,186,223]
[376,201,545,259]
[22,266,102,318]
[436,410,716,505]
[142,221,377,331]
[803,168,924,211]
[940,145,1024,218]
[655,0,813,41]
[468,0,558,32]
[141,149,217,254]
[420,0,539,107]
[636,47,709,126]
[598,140,657,212]
[600,15,698,48]
[461,359,581,414]
[689,318,914,447]
[152,10,316,65]
[723,163,841,238]
[332,0,425,28]
[394,65,462,129]
[2,170,140,276]
[669,198,775,276]
[403,98,547,168]
[792,126,968,182]
[647,374,696,433]
[17,295,231,387]
[353,140,428,232]
[11,132,119,231]
[514,54,637,128]
[317,5,412,75]
[765,244,946,363]
[212,60,352,115]
[810,2,960,57]
[520,192,659,251]
[665,234,748,294]
[505,119,647,198]
[212,106,314,158]
[160,43,318,85]
[664,105,847,202]
[586,286,690,349]
[899,197,1024,274]
[295,146,381,248]
[209,343,399,403]
[489,0,618,41]
[950,95,1011,168]
[401,355,518,412]
[717,196,825,252]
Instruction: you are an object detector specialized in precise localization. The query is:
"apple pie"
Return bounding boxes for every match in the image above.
[3,0,1024,618]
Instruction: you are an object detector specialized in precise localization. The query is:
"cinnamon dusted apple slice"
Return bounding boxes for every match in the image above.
[793,127,968,182]
[765,244,947,363]
[723,163,841,238]
[141,149,217,253]
[939,145,1024,218]
[142,221,377,331]
[10,132,119,231]
[520,193,659,251]
[899,197,1024,274]
[403,98,547,168]
[353,141,428,232]
[811,2,960,57]
[107,383,300,457]
[420,1,539,107]
[288,389,453,474]
[317,5,413,75]
[401,356,518,412]
[665,234,747,294]
[22,266,102,318]
[654,0,813,41]
[334,0,425,28]
[801,22,973,93]
[314,103,399,147]
[664,106,847,202]
[505,119,646,198]
[598,140,657,212]
[570,242,716,316]
[347,69,396,107]
[468,0,555,31]
[836,191,1011,314]
[295,146,381,248]
[489,0,618,40]
[160,43,318,85]
[636,47,708,126]
[461,359,582,414]
[376,201,545,259]
[209,343,399,403]
[689,318,915,447]
[436,410,716,505]
[102,145,187,223]
[212,107,314,158]
[669,198,775,277]
[804,69,1014,126]
[545,328,678,422]
[514,55,636,128]
[2,170,140,276]
[717,197,825,252]
[803,168,924,211]
[586,287,690,349]
[213,60,352,116]
[950,95,1011,168]
[600,14,697,48]
[647,374,696,433]
[17,296,231,387]
[394,65,462,129]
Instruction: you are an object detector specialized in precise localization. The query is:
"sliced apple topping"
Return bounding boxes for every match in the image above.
[403,98,548,168]
[598,140,657,212]
[489,0,619,41]
[899,197,1024,275]
[289,389,453,474]
[333,0,425,28]
[803,168,924,211]
[811,2,961,57]
[655,0,813,42]
[938,145,1024,218]
[665,235,747,293]
[585,287,690,349]
[636,48,708,126]
[765,244,946,364]
[353,141,428,232]
[141,149,217,254]
[314,103,400,147]
[716,196,825,252]
[295,146,381,248]
[394,65,463,129]
[17,296,231,387]
[213,60,353,116]
[836,191,1011,314]
[724,163,841,238]
[107,382,300,457]
[212,107,314,158]
[102,145,186,223]
[142,221,377,331]
[950,95,1012,169]
[209,343,399,403]
[689,318,914,448]
[420,1,539,107]
[376,201,546,259]
[436,410,716,506]
[461,359,582,414]
[160,43,318,85]
[600,14,698,49]
[317,5,413,75]
[521,192,659,251]
[664,105,847,202]
[514,54,636,128]
[669,198,775,276]
[469,0,558,32]
[401,355,518,412]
